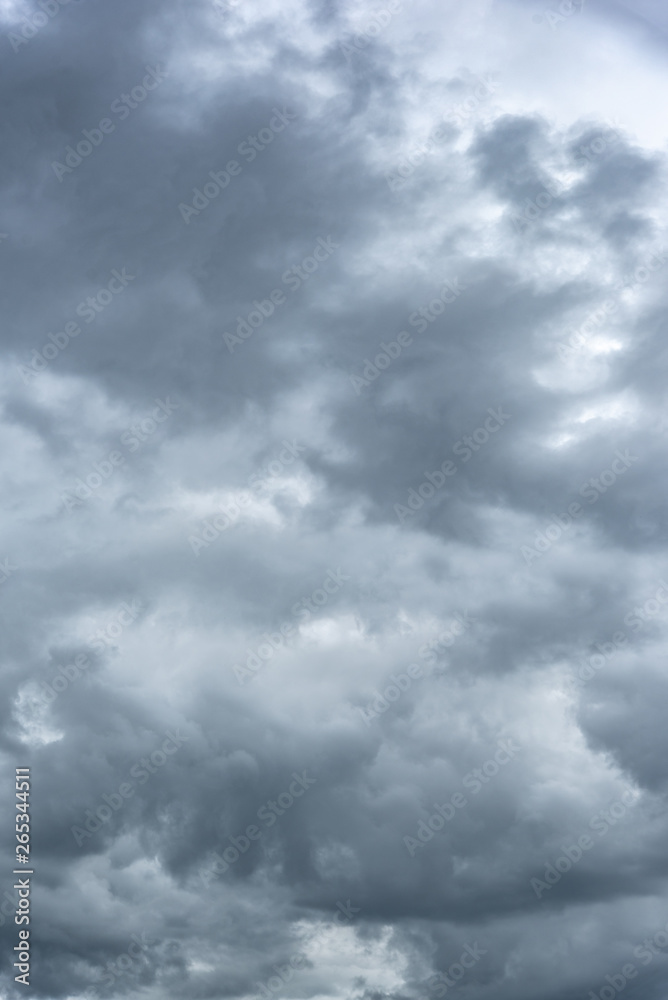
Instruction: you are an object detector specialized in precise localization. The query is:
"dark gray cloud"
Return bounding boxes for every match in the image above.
[1,0,668,998]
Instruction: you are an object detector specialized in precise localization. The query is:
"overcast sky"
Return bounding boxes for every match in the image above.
[1,0,668,998]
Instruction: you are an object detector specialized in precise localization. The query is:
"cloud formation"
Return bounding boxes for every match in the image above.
[1,0,668,998]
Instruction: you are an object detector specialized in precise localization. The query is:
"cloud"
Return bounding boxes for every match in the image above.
[1,1,668,998]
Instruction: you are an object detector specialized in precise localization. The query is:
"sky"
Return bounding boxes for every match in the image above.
[1,0,668,998]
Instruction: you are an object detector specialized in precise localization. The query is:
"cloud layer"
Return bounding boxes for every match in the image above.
[1,0,668,998]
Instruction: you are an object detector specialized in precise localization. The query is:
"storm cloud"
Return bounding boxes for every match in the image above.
[1,0,668,999]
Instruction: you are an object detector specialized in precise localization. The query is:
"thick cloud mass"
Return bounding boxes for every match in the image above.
[1,0,668,998]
